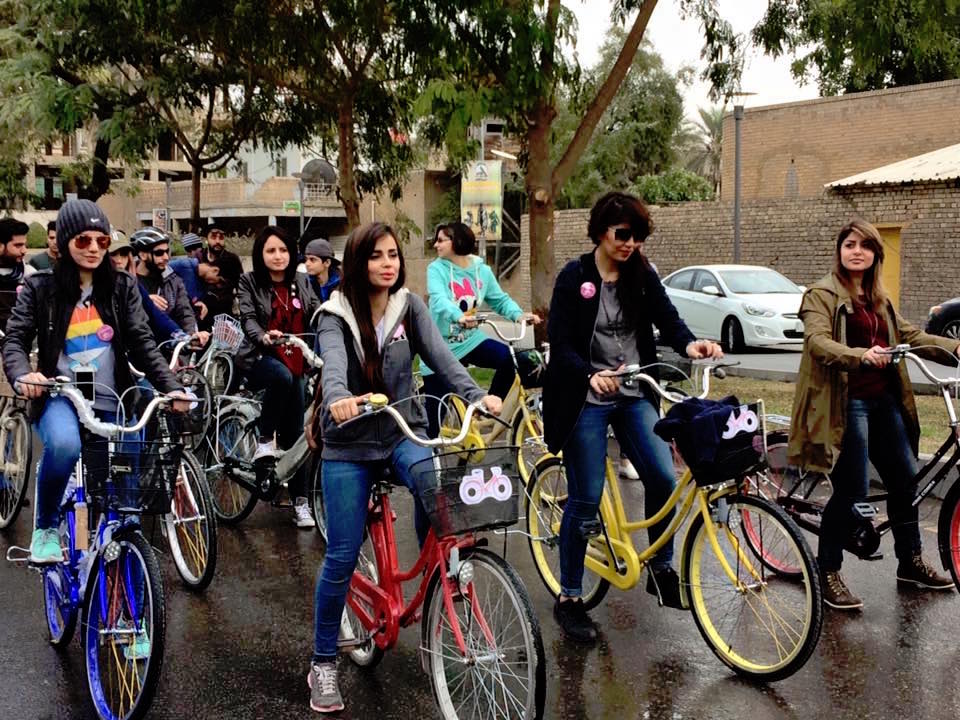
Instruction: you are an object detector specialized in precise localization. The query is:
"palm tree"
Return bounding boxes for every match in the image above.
[683,105,725,196]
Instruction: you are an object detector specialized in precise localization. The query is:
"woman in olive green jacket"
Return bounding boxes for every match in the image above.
[788,219,960,611]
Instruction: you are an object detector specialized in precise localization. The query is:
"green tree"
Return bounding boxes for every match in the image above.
[753,0,960,95]
[631,167,714,203]
[418,0,742,325]
[678,105,724,194]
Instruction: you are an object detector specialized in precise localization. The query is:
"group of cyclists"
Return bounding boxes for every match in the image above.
[1,190,959,716]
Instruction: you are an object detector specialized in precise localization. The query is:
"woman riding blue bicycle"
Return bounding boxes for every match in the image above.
[2,199,189,565]
[310,221,501,714]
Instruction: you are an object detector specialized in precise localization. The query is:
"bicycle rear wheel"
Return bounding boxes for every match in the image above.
[338,525,384,668]
[84,529,166,720]
[309,459,327,541]
[512,400,546,485]
[204,351,233,398]
[937,479,960,591]
[43,559,78,647]
[422,548,545,720]
[164,450,218,591]
[0,410,32,530]
[204,409,258,525]
[683,493,822,681]
[525,456,610,610]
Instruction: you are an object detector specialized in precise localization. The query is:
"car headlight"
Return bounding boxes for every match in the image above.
[929,305,942,318]
[743,304,776,318]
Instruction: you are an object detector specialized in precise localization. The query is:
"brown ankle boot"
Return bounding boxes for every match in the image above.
[821,570,863,610]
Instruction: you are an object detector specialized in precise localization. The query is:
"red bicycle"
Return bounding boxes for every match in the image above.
[323,395,545,720]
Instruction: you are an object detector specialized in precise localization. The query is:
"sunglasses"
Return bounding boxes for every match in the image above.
[612,227,635,242]
[152,247,170,257]
[74,235,111,250]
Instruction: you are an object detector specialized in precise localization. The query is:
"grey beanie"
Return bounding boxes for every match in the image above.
[181,232,203,250]
[305,237,337,263]
[56,199,110,255]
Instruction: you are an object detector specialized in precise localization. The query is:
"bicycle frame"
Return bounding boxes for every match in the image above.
[345,483,490,656]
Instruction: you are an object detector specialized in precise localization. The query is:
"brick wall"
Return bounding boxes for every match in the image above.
[519,181,960,324]
[720,80,960,201]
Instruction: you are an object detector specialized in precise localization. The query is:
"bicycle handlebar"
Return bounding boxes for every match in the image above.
[452,313,530,344]
[604,361,731,404]
[277,334,323,369]
[878,344,960,387]
[351,394,486,448]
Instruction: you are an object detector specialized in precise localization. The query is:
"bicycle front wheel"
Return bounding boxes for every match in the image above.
[204,351,233,398]
[683,493,822,682]
[0,410,32,530]
[84,530,166,720]
[512,399,546,485]
[525,456,610,610]
[422,548,545,720]
[204,409,258,525]
[43,559,77,647]
[164,450,218,591]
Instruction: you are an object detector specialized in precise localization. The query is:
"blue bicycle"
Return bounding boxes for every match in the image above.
[7,381,184,720]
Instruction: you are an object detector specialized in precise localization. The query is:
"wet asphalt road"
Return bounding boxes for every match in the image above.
[2,477,960,720]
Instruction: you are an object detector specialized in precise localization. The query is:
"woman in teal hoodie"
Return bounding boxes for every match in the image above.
[421,221,539,436]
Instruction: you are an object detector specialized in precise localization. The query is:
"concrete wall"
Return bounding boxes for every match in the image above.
[721,79,960,201]
[520,181,960,325]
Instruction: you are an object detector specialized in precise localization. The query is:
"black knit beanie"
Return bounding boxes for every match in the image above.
[56,199,111,255]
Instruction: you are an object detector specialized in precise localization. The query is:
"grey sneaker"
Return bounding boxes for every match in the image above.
[294,497,316,529]
[308,662,344,714]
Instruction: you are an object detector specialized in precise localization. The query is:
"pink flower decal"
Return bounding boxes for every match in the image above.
[393,323,406,340]
[580,281,596,299]
[292,298,302,309]
[96,324,114,342]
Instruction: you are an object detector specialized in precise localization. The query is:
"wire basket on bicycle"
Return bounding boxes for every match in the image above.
[211,314,244,354]
[82,436,184,514]
[411,445,521,537]
[655,398,768,487]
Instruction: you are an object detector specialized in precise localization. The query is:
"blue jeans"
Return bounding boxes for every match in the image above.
[818,394,921,571]
[35,397,117,530]
[247,355,307,498]
[422,338,515,437]
[313,439,432,661]
[559,397,676,597]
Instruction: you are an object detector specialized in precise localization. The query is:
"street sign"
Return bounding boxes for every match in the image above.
[283,200,301,213]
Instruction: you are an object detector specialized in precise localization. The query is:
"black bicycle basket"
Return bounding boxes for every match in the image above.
[410,445,521,538]
[82,436,183,514]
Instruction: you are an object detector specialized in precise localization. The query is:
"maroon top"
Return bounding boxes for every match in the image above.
[846,300,893,399]
[268,283,306,376]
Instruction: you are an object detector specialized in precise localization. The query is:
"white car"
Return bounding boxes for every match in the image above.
[661,264,805,352]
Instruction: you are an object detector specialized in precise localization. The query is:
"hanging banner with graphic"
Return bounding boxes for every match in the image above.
[461,160,502,243]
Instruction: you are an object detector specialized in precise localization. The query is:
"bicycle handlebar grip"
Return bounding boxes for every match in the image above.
[714,367,726,380]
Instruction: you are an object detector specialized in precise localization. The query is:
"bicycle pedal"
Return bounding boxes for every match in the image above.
[578,520,602,539]
[858,550,884,561]
[853,502,878,519]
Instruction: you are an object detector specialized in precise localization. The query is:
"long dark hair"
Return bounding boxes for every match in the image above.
[340,222,406,392]
[251,225,297,286]
[53,245,115,307]
[587,191,654,331]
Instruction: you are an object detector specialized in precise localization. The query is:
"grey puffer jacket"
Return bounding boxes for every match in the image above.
[317,288,486,462]
[2,271,182,420]
[137,267,197,333]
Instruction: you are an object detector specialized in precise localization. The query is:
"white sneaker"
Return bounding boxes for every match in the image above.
[619,458,639,480]
[253,441,280,462]
[294,497,316,529]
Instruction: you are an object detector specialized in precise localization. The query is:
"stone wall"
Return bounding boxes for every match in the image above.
[720,79,960,201]
[519,180,960,324]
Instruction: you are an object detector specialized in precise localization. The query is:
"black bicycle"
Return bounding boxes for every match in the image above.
[742,344,960,588]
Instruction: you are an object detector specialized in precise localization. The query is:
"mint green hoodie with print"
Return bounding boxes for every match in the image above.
[422,256,523,376]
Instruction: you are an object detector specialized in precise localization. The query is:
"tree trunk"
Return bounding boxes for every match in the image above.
[79,136,111,201]
[191,162,202,229]
[526,101,557,343]
[337,99,361,230]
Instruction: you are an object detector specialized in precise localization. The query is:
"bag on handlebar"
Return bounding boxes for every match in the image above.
[654,396,767,487]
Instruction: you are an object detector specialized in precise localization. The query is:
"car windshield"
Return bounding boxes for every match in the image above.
[718,269,801,294]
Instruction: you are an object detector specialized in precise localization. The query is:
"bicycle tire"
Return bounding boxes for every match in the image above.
[421,547,545,720]
[43,560,78,647]
[339,522,384,668]
[683,493,822,682]
[174,367,212,449]
[204,351,233,398]
[937,477,960,591]
[309,459,327,542]
[512,398,546,485]
[84,529,166,720]
[0,410,33,530]
[525,456,610,610]
[204,408,259,525]
[164,450,218,591]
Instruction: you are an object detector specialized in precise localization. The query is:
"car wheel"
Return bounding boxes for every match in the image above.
[942,319,960,340]
[721,317,745,353]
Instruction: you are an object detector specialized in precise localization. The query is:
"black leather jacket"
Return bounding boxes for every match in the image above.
[2,271,181,418]
[235,272,320,371]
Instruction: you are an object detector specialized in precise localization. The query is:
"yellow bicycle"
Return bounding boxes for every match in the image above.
[525,363,823,681]
[439,314,548,482]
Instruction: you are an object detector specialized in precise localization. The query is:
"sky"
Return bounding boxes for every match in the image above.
[568,0,820,119]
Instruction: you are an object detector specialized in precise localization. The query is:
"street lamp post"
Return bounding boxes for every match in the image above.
[733,104,743,264]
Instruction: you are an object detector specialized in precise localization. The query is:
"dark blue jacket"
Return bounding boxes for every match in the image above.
[138,284,181,343]
[542,251,696,454]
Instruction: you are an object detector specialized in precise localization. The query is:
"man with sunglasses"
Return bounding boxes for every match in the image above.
[203,222,242,319]
[133,227,198,334]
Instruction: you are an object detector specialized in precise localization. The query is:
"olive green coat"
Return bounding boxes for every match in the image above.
[787,272,960,473]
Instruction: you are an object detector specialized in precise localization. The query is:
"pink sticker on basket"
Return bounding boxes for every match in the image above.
[580,282,596,299]
[96,325,114,342]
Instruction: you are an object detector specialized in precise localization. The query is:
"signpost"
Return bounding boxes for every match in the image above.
[461,160,502,257]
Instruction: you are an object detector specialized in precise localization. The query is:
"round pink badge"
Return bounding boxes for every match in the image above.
[292,298,302,309]
[97,325,114,342]
[580,282,596,299]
